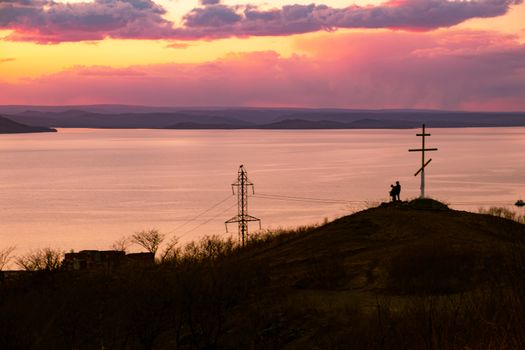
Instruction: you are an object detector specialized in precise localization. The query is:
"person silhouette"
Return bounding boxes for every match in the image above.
[389,184,396,202]
[394,181,401,202]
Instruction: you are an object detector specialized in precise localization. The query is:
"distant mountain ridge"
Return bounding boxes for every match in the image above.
[1,105,524,129]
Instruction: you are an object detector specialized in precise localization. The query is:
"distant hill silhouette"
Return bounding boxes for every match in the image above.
[1,105,524,129]
[0,115,56,134]
[6,110,251,129]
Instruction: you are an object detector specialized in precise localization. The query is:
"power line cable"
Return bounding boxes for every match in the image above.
[449,201,516,206]
[178,202,238,239]
[256,192,517,207]
[165,190,518,241]
[254,192,363,205]
[166,194,234,235]
[254,195,347,205]
[256,192,357,203]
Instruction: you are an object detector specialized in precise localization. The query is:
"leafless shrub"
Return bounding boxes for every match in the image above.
[246,224,317,249]
[131,229,165,255]
[111,236,130,252]
[0,246,15,271]
[159,235,181,263]
[15,248,64,271]
[181,235,236,262]
[479,206,525,224]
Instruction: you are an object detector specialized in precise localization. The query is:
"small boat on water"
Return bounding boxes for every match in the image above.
[515,199,525,207]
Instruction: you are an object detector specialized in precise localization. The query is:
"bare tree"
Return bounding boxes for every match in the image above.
[16,248,64,271]
[111,236,131,252]
[159,236,180,263]
[131,229,165,255]
[0,246,15,271]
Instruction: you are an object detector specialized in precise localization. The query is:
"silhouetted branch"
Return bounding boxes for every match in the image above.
[0,246,15,271]
[159,236,180,263]
[131,229,165,255]
[111,236,131,252]
[15,248,64,271]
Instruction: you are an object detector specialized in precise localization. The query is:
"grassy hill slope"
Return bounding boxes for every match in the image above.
[249,199,523,293]
[227,199,525,349]
[1,199,524,349]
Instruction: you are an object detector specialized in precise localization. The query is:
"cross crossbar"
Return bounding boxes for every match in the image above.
[414,158,432,176]
[417,133,431,137]
[409,148,438,152]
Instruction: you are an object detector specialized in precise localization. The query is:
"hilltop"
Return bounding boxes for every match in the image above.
[227,199,525,348]
[247,198,524,294]
[1,199,524,349]
[0,115,56,134]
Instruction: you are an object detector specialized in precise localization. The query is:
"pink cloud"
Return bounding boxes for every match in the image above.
[1,30,524,111]
[0,0,522,43]
[74,66,146,76]
[165,41,191,49]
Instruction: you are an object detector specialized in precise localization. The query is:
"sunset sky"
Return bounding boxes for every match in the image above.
[1,0,524,110]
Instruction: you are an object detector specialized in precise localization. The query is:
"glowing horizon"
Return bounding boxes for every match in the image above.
[1,0,524,110]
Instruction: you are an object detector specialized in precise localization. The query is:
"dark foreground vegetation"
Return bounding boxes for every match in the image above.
[1,199,525,349]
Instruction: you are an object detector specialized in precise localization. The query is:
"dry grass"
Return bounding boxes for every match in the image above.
[479,206,525,224]
[2,200,525,349]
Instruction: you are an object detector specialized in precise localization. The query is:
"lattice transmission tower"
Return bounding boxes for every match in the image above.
[225,165,261,246]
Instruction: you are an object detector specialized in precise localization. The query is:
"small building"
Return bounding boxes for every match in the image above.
[0,270,34,285]
[62,250,155,271]
[63,250,126,271]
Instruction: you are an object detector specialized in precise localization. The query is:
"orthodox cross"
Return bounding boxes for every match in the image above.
[409,124,438,198]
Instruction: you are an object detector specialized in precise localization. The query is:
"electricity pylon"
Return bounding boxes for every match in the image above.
[225,165,261,246]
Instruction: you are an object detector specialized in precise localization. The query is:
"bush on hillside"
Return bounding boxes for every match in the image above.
[479,206,525,224]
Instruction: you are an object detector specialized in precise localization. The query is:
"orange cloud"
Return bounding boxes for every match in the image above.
[1,30,524,111]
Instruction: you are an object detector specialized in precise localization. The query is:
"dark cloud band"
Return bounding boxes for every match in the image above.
[1,0,175,43]
[1,0,522,43]
[179,0,523,38]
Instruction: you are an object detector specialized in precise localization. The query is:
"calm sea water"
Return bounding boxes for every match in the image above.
[0,128,523,255]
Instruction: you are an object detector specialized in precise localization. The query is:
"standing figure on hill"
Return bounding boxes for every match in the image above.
[394,181,401,202]
[389,184,396,202]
